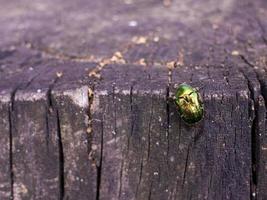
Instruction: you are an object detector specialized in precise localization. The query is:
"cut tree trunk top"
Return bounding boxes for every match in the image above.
[0,0,267,200]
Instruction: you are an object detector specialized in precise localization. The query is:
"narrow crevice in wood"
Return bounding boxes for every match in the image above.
[135,147,144,198]
[47,75,62,108]
[46,77,65,200]
[239,55,254,68]
[182,145,190,188]
[130,85,134,122]
[10,87,19,111]
[130,85,135,137]
[96,117,104,200]
[23,72,43,90]
[47,83,56,109]
[239,67,261,200]
[55,109,65,200]
[253,69,267,200]
[255,70,267,110]
[7,71,46,199]
[148,181,153,200]
[46,77,60,151]
[8,85,24,199]
[47,79,65,200]
[126,85,134,155]
[8,98,15,200]
[112,85,118,144]
[240,54,267,199]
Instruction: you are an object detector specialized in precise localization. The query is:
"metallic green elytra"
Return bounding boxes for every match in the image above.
[175,83,204,124]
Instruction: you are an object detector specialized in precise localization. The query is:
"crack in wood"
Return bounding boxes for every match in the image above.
[148,181,153,200]
[239,60,267,200]
[8,74,44,200]
[45,77,65,199]
[96,117,104,200]
[45,76,60,151]
[253,70,267,200]
[8,101,14,200]
[239,69,258,200]
[135,146,144,198]
[55,109,65,200]
[182,145,190,188]
[127,85,134,155]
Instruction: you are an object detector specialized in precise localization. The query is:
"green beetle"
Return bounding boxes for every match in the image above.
[175,83,204,124]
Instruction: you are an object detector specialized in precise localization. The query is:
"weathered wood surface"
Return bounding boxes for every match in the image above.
[0,0,267,200]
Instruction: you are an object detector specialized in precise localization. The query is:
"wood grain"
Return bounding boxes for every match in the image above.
[0,0,266,199]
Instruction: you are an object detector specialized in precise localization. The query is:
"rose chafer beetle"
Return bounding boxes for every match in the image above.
[174,83,204,124]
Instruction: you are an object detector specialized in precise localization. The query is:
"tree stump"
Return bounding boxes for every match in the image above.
[0,0,267,200]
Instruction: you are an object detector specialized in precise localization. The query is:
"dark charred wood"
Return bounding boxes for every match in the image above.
[0,0,267,200]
